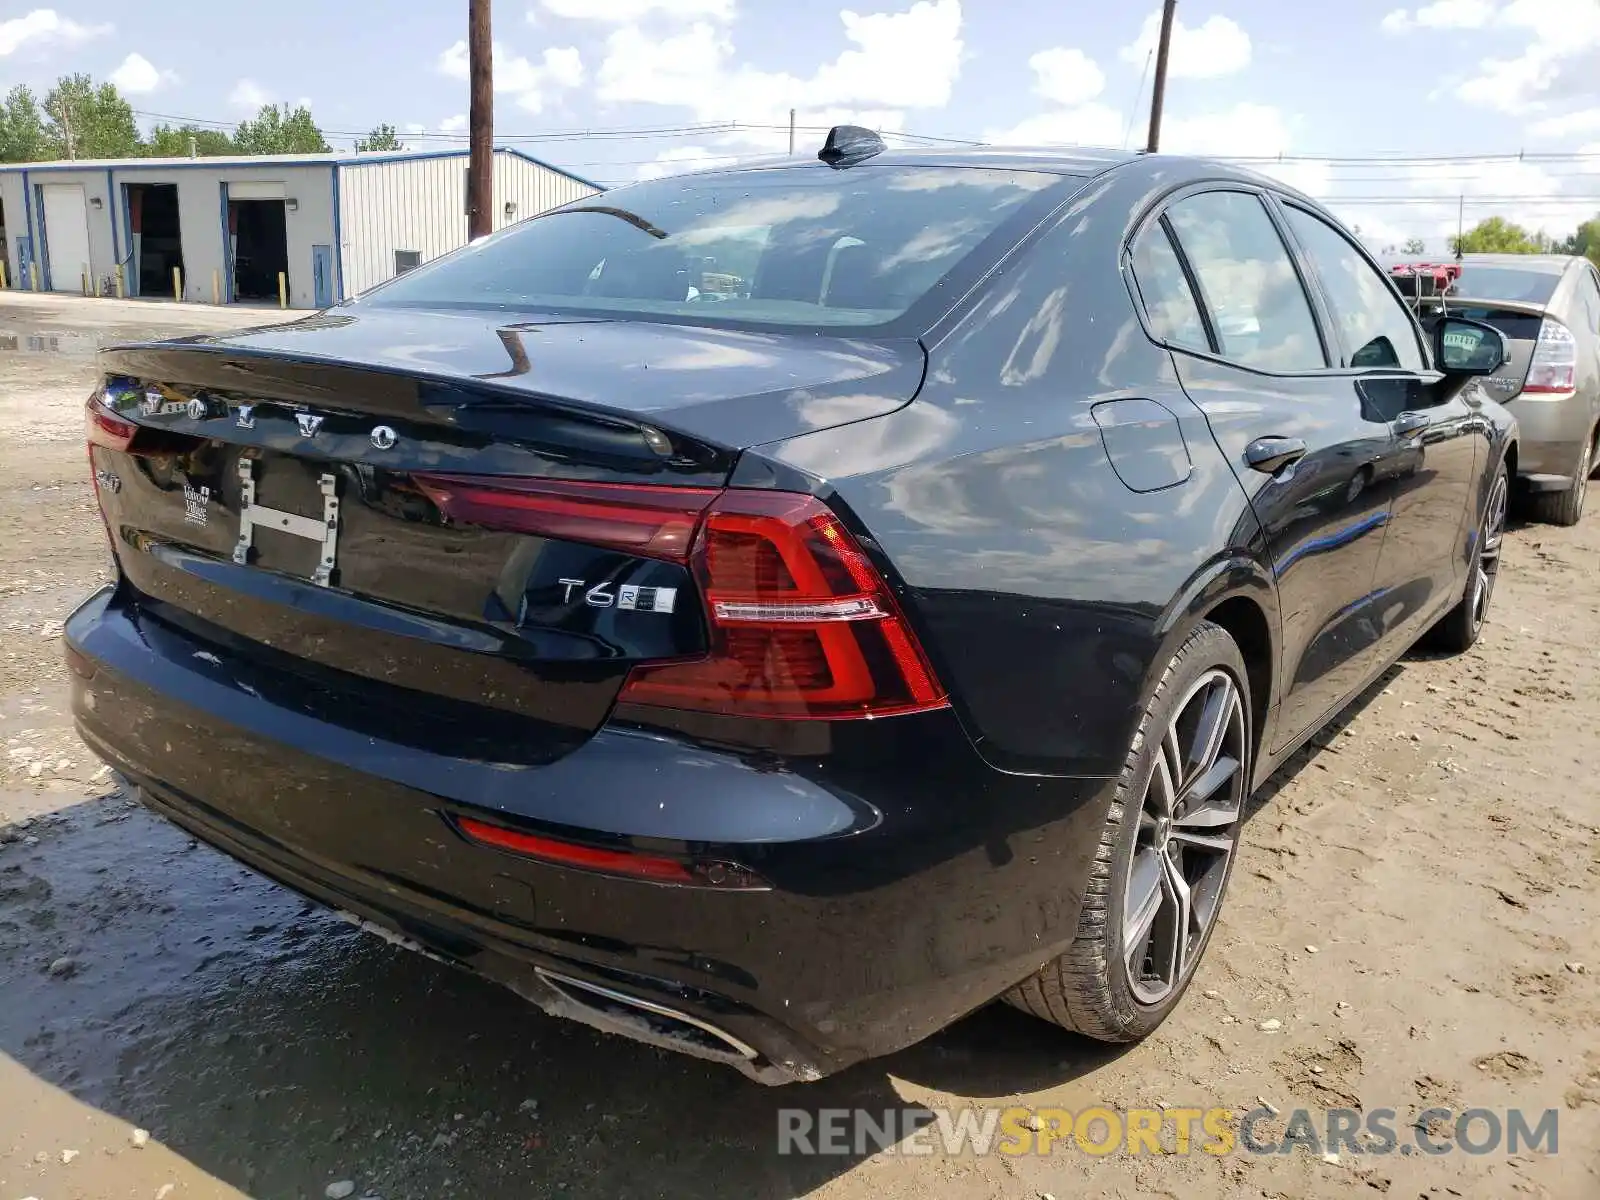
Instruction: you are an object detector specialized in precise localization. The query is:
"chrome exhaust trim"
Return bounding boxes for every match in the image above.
[534,967,760,1062]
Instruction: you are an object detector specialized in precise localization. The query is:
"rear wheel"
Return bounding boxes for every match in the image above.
[1433,460,1508,653]
[1005,622,1250,1042]
[1527,437,1589,526]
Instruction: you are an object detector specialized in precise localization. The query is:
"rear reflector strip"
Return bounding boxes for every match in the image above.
[455,816,767,889]
[414,474,719,564]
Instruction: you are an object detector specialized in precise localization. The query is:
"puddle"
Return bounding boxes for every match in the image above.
[0,331,102,357]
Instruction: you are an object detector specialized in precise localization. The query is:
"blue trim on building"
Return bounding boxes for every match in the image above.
[119,181,135,296]
[329,163,344,301]
[34,182,51,291]
[219,182,231,304]
[498,147,604,191]
[0,146,603,190]
[20,168,35,287]
[335,147,475,169]
[106,167,120,270]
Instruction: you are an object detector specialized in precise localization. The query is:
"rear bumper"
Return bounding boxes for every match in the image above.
[66,585,1113,1082]
[1506,393,1594,483]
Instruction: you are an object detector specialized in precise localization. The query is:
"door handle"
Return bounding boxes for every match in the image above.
[1393,411,1431,435]
[1244,436,1308,474]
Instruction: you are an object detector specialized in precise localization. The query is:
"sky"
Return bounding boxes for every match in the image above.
[2,0,1599,251]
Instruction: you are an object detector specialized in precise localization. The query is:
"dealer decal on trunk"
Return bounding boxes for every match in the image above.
[183,482,211,526]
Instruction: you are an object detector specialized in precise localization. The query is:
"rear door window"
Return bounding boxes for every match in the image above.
[1130,221,1209,351]
[1163,191,1326,373]
[1281,205,1425,370]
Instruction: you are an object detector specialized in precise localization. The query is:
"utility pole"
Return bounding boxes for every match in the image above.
[1145,0,1177,154]
[1456,194,1465,259]
[467,0,494,239]
[788,108,796,156]
[62,102,76,161]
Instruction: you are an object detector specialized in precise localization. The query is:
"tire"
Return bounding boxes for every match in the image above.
[1004,621,1252,1042]
[1526,437,1589,526]
[1432,459,1509,654]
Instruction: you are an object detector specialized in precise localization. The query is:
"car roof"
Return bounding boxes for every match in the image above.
[665,145,1324,202]
[692,145,1139,179]
[1455,254,1576,273]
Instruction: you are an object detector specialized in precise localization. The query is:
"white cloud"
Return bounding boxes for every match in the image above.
[440,113,468,134]
[0,9,110,57]
[540,0,734,19]
[635,145,742,180]
[229,78,271,110]
[1380,0,1497,33]
[595,0,962,153]
[1120,10,1251,79]
[1445,0,1600,113]
[986,104,1125,149]
[1028,47,1105,107]
[109,52,176,95]
[438,39,585,113]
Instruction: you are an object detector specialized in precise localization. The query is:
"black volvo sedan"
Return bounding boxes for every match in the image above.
[66,131,1516,1083]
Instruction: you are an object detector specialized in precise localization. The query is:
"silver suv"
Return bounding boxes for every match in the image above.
[1409,255,1600,525]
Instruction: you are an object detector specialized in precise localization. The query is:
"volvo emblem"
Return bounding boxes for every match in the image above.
[236,403,256,430]
[186,397,210,421]
[369,425,397,451]
[296,412,325,438]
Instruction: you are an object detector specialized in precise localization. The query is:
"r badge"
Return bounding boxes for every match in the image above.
[617,585,676,614]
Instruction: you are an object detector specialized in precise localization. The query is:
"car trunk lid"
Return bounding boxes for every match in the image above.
[89,311,927,760]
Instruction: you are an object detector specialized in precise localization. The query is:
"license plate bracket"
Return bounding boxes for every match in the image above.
[232,459,341,587]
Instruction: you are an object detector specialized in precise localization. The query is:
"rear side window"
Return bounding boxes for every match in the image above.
[1576,268,1600,334]
[1282,205,1424,370]
[1164,191,1325,372]
[1130,222,1209,351]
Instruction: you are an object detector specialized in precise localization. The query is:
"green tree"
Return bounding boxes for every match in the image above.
[43,74,140,159]
[233,104,331,155]
[0,85,48,162]
[1561,215,1600,266]
[1402,237,1426,254]
[1451,216,1542,255]
[354,123,402,152]
[142,123,236,158]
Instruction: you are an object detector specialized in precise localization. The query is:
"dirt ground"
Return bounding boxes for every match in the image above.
[1,290,1596,1200]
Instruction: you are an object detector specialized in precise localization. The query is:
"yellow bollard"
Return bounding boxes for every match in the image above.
[1,259,9,289]
[82,269,90,297]
[212,269,221,306]
[278,271,287,309]
[30,263,39,291]
[173,266,182,302]
[114,265,125,299]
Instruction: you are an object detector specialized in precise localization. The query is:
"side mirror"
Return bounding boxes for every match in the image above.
[1433,316,1509,376]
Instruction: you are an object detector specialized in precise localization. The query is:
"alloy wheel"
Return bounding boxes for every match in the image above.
[1122,669,1247,1006]
[1471,471,1509,632]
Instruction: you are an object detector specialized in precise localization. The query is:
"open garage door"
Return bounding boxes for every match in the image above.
[41,184,91,293]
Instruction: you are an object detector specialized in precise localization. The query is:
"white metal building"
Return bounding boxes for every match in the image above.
[0,147,600,309]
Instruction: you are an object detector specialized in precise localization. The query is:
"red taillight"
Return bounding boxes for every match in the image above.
[417,470,948,722]
[413,473,719,563]
[1524,317,1577,394]
[86,394,139,451]
[455,816,766,888]
[619,490,948,720]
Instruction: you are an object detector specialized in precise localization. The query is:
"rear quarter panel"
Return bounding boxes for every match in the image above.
[755,163,1280,778]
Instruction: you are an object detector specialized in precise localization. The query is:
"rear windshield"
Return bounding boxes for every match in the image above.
[1450,265,1562,304]
[362,166,1068,333]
